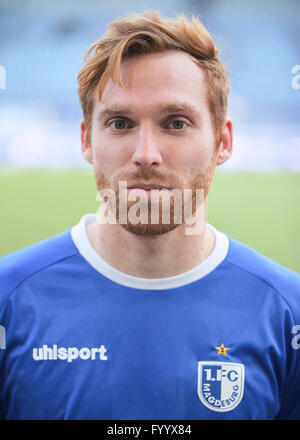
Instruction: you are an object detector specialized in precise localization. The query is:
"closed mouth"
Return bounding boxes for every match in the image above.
[127,184,171,191]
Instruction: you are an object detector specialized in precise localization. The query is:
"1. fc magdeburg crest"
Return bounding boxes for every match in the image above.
[198,362,245,412]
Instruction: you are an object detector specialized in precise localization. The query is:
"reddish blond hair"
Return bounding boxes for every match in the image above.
[77,10,229,140]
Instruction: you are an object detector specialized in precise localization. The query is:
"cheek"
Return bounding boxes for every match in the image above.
[173,143,215,178]
[91,133,130,182]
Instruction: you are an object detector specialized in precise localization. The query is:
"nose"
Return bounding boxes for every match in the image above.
[131,123,162,168]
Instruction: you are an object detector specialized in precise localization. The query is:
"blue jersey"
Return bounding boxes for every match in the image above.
[0,214,300,420]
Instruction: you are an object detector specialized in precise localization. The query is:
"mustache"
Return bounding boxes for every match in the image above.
[116,168,182,188]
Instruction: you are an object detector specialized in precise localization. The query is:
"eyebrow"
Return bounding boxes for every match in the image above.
[97,102,200,119]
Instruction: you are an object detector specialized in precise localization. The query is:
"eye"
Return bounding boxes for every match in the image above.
[110,119,130,130]
[167,120,187,130]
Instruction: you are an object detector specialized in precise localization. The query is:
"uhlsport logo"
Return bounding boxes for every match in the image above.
[32,344,108,363]
[198,361,245,412]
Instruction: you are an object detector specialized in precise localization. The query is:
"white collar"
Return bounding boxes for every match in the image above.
[71,214,229,290]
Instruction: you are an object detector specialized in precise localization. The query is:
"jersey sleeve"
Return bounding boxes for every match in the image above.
[275,269,300,419]
[0,254,14,421]
[0,230,77,420]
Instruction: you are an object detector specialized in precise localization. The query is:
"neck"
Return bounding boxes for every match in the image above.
[86,204,215,279]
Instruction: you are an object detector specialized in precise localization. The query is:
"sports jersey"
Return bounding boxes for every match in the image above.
[0,213,300,420]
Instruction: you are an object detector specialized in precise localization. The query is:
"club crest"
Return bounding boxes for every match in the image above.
[198,361,245,412]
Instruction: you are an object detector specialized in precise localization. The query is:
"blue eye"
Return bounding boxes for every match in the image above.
[111,119,129,129]
[168,120,187,130]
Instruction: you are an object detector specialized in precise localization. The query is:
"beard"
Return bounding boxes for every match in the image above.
[93,152,217,236]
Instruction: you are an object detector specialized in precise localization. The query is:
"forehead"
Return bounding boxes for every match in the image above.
[95,50,208,114]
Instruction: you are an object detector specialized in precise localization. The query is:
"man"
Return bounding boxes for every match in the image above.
[0,10,300,420]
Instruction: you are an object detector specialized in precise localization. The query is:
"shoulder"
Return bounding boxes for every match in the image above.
[0,230,79,309]
[225,234,300,319]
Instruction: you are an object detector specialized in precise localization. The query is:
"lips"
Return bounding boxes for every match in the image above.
[127,184,171,191]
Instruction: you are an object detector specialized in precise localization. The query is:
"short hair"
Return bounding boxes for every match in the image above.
[77,10,229,141]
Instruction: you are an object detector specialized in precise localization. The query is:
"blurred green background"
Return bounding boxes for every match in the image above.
[0,169,299,273]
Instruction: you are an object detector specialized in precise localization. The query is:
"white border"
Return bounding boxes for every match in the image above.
[71,214,229,290]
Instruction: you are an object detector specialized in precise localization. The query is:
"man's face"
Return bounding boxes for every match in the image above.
[82,50,231,235]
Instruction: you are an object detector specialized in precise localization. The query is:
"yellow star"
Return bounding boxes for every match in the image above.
[215,343,230,356]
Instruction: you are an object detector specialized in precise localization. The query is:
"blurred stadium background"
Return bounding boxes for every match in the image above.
[0,0,299,272]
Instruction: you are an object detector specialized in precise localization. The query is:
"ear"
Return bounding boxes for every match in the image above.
[216,118,233,166]
[81,120,93,164]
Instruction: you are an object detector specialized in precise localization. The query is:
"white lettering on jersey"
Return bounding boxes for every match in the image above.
[32,344,108,362]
